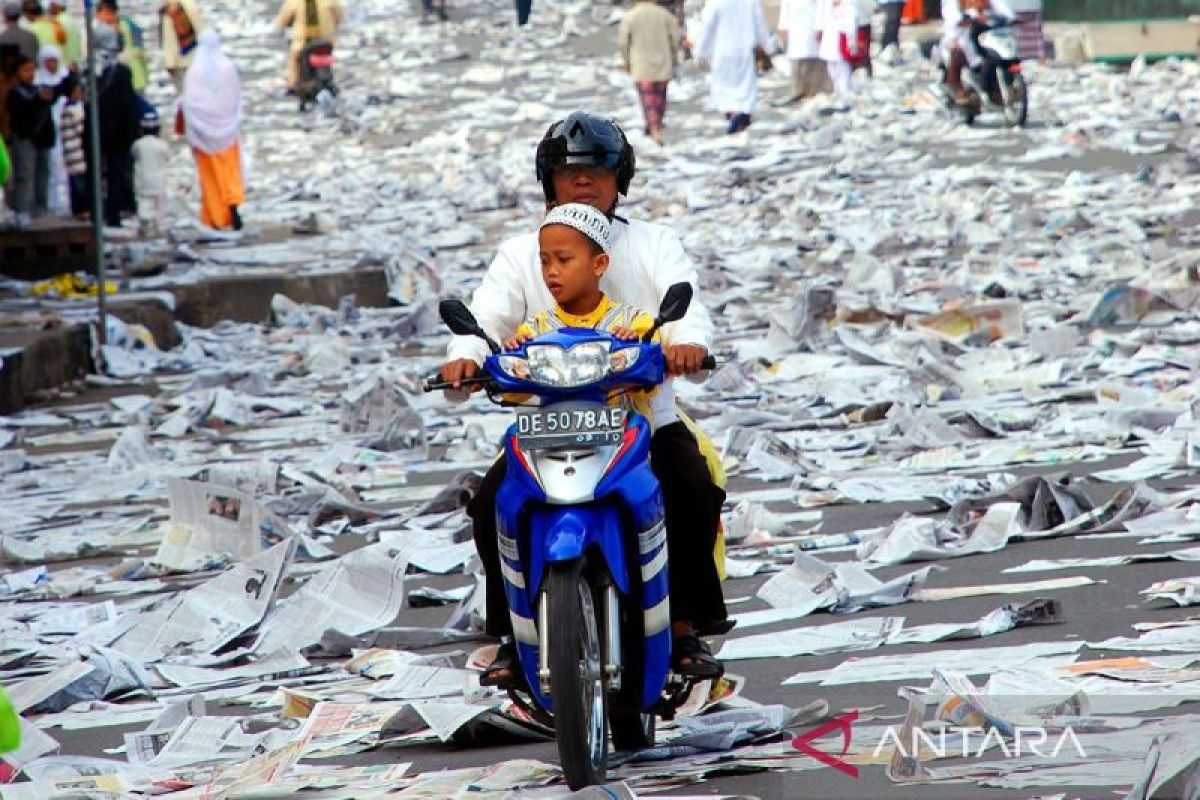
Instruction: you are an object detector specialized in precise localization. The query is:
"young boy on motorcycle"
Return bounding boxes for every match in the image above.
[438,112,731,687]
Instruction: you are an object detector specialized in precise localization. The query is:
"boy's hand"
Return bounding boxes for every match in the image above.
[611,325,638,341]
[664,344,708,376]
[503,332,532,350]
[440,359,481,391]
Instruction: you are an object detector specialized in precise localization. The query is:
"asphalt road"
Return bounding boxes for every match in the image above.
[41,452,1199,800]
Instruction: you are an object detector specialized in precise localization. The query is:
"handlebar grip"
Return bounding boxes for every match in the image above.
[700,355,717,370]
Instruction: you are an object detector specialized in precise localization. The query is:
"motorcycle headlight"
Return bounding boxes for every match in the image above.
[525,342,611,388]
[609,346,640,373]
[498,354,530,380]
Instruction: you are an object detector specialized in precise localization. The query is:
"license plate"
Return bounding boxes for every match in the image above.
[515,402,625,450]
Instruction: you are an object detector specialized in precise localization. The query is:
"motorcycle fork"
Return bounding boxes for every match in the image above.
[602,582,622,693]
[535,570,623,694]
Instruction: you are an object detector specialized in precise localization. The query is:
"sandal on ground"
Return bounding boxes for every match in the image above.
[672,633,725,679]
[480,639,523,688]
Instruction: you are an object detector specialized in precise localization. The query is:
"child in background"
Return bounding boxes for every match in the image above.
[817,0,860,99]
[5,53,55,228]
[131,107,169,236]
[57,72,87,216]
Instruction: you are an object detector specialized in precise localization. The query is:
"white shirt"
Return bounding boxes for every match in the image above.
[132,135,171,198]
[778,0,821,60]
[817,0,858,62]
[446,217,714,366]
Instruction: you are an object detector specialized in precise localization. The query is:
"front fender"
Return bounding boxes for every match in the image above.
[527,505,629,596]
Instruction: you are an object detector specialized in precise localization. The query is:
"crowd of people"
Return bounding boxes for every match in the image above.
[1,0,244,233]
[616,0,1044,140]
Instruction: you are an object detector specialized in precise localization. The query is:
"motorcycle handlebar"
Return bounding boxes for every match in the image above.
[423,356,717,392]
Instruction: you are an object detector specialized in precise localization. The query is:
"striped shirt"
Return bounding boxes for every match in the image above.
[60,102,86,176]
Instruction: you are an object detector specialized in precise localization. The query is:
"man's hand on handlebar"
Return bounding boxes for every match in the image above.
[664,344,709,377]
[439,359,483,392]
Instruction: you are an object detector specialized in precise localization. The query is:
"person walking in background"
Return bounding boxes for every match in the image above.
[180,30,243,230]
[695,0,772,135]
[1010,0,1044,61]
[273,0,341,92]
[817,0,859,99]
[48,0,79,67]
[778,0,829,102]
[132,107,168,236]
[5,53,55,228]
[1,1,39,62]
[877,0,903,61]
[22,0,63,49]
[159,0,202,93]
[96,0,149,92]
[57,71,86,216]
[34,42,67,214]
[854,0,873,77]
[619,0,679,145]
[89,25,140,227]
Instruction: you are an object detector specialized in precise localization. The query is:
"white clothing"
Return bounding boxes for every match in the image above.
[181,30,242,155]
[817,0,857,63]
[695,0,771,115]
[137,193,167,236]
[35,44,68,87]
[856,0,875,24]
[446,218,714,366]
[827,59,852,95]
[1008,0,1041,10]
[778,0,820,60]
[941,0,961,45]
[132,135,171,199]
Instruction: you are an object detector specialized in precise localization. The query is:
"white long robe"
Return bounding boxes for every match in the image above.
[817,0,857,62]
[695,0,771,115]
[778,0,820,60]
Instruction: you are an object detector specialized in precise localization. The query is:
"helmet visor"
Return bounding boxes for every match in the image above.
[545,148,622,173]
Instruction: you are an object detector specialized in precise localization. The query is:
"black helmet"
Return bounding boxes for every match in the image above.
[535,111,636,205]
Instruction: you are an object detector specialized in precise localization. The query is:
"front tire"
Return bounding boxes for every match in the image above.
[1003,71,1028,127]
[547,562,607,789]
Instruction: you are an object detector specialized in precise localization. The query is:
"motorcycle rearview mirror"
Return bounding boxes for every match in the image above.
[642,283,693,342]
[439,299,501,354]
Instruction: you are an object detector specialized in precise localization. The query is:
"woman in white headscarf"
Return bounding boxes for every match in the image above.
[35,44,70,214]
[180,29,244,230]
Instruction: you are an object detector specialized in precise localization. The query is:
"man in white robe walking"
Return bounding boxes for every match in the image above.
[695,0,772,134]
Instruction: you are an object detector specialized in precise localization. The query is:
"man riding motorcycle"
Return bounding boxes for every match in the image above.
[943,0,1014,104]
[438,111,731,687]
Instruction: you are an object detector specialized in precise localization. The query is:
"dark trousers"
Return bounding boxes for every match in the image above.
[469,420,728,638]
[69,173,89,216]
[515,0,531,25]
[881,2,903,51]
[726,113,751,134]
[103,148,131,227]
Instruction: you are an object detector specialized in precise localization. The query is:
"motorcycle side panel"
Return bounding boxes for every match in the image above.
[496,414,671,712]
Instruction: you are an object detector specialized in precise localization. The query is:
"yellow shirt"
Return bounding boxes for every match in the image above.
[513,295,675,428]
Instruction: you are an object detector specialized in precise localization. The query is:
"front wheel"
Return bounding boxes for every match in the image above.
[1002,70,1028,127]
[547,562,607,789]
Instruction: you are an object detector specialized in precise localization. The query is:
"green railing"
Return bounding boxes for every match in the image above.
[1045,0,1200,21]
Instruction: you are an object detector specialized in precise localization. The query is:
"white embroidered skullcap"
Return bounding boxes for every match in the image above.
[540,203,611,254]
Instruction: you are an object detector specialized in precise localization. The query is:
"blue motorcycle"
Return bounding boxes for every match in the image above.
[426,284,715,788]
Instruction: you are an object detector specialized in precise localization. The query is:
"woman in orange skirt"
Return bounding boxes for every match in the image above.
[180,30,244,230]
